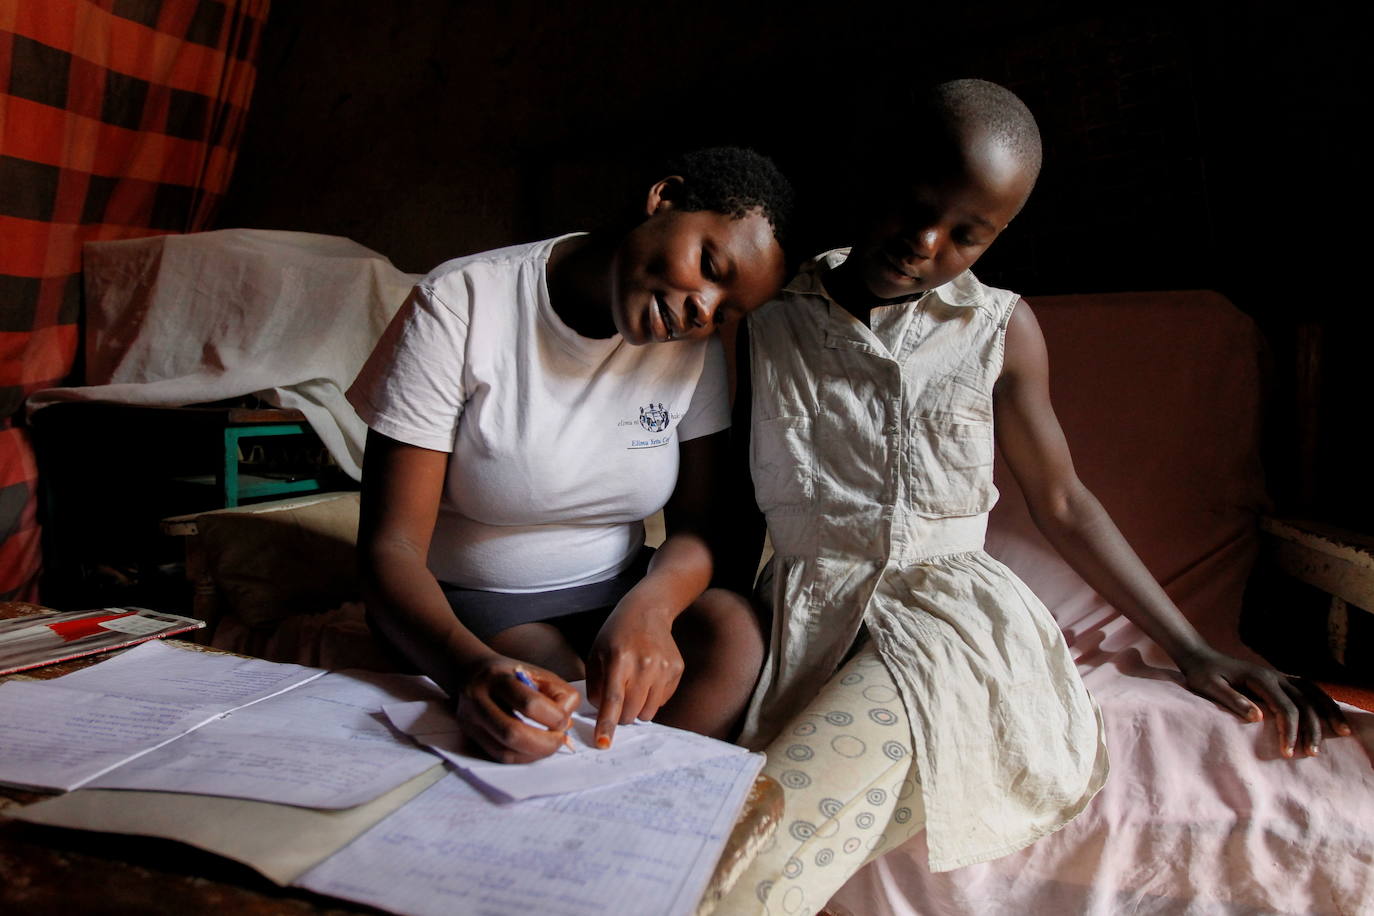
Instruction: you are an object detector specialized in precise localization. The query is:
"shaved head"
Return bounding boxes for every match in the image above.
[853,78,1043,219]
[924,79,1043,187]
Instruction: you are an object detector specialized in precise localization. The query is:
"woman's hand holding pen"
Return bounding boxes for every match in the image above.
[453,655,580,763]
[585,600,685,750]
[1176,647,1352,758]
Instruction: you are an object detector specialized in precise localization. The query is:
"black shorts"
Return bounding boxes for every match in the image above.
[439,546,655,642]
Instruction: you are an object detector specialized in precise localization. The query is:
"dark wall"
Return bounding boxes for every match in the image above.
[217,1,1366,526]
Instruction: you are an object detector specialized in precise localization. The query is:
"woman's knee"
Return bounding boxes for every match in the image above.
[487,622,586,681]
[676,587,765,666]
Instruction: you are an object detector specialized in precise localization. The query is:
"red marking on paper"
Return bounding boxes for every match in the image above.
[46,612,137,642]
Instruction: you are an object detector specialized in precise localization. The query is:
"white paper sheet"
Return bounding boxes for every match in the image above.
[88,670,447,808]
[0,681,222,791]
[298,753,765,916]
[219,669,446,744]
[55,640,323,709]
[384,699,748,800]
[97,615,173,636]
[0,642,325,792]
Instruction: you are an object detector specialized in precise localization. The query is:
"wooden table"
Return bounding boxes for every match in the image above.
[0,602,781,915]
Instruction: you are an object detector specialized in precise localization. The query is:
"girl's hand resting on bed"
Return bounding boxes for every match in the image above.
[453,655,581,763]
[585,602,685,749]
[1177,647,1352,758]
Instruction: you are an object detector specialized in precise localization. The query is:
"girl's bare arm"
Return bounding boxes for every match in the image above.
[993,299,1349,757]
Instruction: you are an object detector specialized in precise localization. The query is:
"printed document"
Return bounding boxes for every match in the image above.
[298,752,765,916]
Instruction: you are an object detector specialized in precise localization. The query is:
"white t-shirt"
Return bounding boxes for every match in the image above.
[348,235,730,592]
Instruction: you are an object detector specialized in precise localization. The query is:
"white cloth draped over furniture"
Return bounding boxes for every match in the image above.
[27,229,421,481]
[826,292,1374,916]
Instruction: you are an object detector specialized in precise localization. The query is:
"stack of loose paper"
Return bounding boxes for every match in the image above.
[0,640,443,806]
[4,641,765,916]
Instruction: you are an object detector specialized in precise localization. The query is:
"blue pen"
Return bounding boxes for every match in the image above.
[513,668,575,753]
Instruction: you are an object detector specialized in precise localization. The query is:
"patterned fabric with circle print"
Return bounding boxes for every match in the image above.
[715,643,927,915]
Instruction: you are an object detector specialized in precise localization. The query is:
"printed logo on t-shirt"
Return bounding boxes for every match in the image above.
[638,403,670,433]
[621,402,681,449]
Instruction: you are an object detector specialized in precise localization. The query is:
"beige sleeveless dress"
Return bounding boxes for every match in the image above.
[737,251,1108,878]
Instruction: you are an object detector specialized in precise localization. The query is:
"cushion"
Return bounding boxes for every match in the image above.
[197,492,360,629]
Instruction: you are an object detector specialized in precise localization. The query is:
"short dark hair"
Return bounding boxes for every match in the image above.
[660,146,795,250]
[927,79,1043,184]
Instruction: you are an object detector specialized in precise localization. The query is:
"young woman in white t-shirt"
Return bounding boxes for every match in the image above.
[350,148,793,763]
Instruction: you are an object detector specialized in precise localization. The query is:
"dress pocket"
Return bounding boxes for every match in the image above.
[751,416,815,516]
[907,419,997,518]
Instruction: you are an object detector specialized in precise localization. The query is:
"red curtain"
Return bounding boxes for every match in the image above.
[0,0,270,600]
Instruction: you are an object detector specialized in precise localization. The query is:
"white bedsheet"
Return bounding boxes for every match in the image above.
[27,229,422,480]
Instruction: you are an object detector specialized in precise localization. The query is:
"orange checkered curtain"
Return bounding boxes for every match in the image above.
[0,0,270,600]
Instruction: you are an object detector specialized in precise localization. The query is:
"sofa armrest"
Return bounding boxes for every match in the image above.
[1257,516,1374,711]
[1259,517,1374,664]
[1261,518,1374,603]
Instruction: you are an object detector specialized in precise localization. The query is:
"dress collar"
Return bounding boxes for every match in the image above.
[784,248,990,312]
